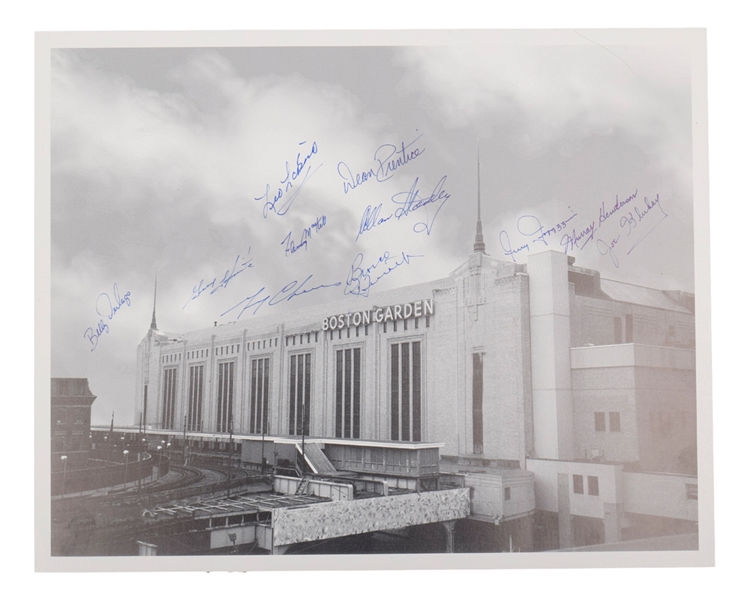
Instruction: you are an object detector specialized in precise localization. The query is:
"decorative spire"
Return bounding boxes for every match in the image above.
[150,274,158,330]
[473,142,487,255]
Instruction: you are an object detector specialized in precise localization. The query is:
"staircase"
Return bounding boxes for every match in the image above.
[295,478,310,495]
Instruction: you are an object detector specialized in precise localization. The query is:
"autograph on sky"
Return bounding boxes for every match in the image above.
[183,246,254,309]
[498,190,668,269]
[356,175,451,240]
[337,132,425,194]
[83,283,132,352]
[344,250,424,298]
[282,215,327,257]
[221,275,342,321]
[254,141,322,218]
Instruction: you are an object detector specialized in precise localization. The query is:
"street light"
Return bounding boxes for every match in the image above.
[123,449,129,490]
[157,445,162,478]
[60,455,68,498]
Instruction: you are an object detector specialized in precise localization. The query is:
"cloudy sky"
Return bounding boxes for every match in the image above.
[50,33,697,425]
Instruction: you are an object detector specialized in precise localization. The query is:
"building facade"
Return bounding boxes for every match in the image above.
[135,240,697,549]
[51,378,96,469]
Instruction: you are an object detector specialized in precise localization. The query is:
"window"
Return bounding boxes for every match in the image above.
[594,412,606,432]
[162,367,177,429]
[250,358,270,435]
[686,483,698,500]
[609,411,621,432]
[143,383,148,423]
[472,353,484,454]
[504,487,511,501]
[335,348,361,439]
[390,341,422,442]
[573,474,584,494]
[216,362,235,433]
[588,475,599,496]
[187,365,204,432]
[289,353,311,436]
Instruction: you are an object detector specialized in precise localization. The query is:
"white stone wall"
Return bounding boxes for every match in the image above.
[272,488,470,546]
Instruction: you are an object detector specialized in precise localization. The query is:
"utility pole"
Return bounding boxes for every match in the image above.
[227,414,233,499]
[301,398,306,477]
[260,400,266,476]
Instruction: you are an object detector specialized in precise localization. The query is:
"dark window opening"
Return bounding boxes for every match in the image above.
[472,352,484,454]
[588,476,599,496]
[686,483,698,500]
[609,412,621,432]
[216,362,235,433]
[625,314,634,343]
[335,348,361,439]
[250,358,270,435]
[161,368,177,429]
[187,365,204,432]
[594,412,606,432]
[390,341,421,441]
[289,353,311,436]
[573,474,584,494]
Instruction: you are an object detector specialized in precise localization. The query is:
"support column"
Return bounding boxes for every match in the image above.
[442,520,456,553]
[137,541,158,556]
[528,251,575,460]
[603,502,622,544]
[557,473,573,549]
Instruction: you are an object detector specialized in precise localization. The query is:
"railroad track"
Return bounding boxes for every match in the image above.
[138,465,205,493]
[52,465,264,521]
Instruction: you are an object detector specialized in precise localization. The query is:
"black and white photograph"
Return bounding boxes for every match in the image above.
[36,28,712,569]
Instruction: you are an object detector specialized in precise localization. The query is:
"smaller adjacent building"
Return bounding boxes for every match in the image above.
[51,378,96,470]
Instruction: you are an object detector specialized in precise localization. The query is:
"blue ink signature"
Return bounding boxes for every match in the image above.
[392,176,450,234]
[281,215,327,256]
[254,141,322,218]
[344,250,424,297]
[499,231,530,262]
[355,175,450,240]
[621,194,668,257]
[599,189,638,226]
[84,320,109,352]
[496,190,665,268]
[221,275,342,320]
[596,236,621,268]
[357,204,393,241]
[337,132,425,194]
[183,246,254,309]
[499,209,578,261]
[517,212,578,246]
[84,283,132,351]
[559,221,597,254]
[597,194,666,267]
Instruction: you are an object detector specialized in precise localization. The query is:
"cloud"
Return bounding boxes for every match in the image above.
[51,49,461,423]
[396,43,693,205]
[50,43,696,425]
